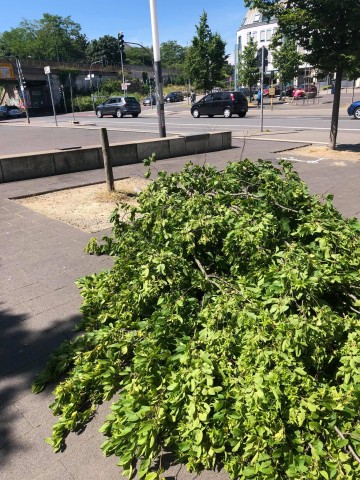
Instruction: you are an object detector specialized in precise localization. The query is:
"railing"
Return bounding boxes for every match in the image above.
[0,57,180,75]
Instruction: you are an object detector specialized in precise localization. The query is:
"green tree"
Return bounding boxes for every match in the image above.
[160,40,186,68]
[271,36,303,96]
[0,13,87,61]
[86,35,121,65]
[237,37,259,102]
[0,25,37,57]
[184,11,228,92]
[245,0,360,149]
[344,56,360,102]
[36,13,87,61]
[125,46,152,66]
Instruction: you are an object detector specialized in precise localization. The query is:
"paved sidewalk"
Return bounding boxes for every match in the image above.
[0,138,359,480]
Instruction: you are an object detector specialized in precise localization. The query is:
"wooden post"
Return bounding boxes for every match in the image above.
[100,128,115,192]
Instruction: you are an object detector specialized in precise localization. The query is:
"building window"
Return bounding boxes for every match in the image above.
[260,30,265,42]
[252,32,258,42]
[266,29,272,41]
[247,32,252,43]
[254,13,260,22]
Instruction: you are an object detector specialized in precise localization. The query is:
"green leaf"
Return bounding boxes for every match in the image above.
[145,473,159,480]
[33,159,360,480]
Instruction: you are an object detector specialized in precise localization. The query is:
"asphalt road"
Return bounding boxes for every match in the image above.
[1,91,359,156]
[0,91,359,219]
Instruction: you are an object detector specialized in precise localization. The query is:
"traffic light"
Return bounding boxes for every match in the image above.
[256,47,268,70]
[118,32,125,52]
[58,87,63,96]
[22,76,27,88]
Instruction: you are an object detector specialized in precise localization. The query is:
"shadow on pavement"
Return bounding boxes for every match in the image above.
[0,302,81,464]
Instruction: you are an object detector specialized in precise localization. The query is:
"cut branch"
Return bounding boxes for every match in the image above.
[334,425,360,464]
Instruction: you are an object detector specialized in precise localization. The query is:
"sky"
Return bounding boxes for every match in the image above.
[0,0,247,62]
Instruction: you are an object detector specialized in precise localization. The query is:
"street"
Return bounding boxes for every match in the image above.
[0,91,359,480]
[1,91,359,156]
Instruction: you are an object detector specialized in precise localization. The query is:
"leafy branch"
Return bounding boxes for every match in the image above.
[34,159,360,480]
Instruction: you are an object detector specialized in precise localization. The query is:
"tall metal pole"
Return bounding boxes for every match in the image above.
[89,60,102,112]
[68,73,76,123]
[120,49,125,94]
[46,72,58,126]
[15,57,30,124]
[260,46,264,133]
[61,85,67,113]
[149,0,166,137]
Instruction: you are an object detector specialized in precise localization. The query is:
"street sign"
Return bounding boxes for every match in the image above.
[268,86,275,96]
[121,82,131,89]
[44,66,51,74]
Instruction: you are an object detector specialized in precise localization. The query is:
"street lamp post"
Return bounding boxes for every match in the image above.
[89,60,102,112]
[149,0,166,137]
[15,57,30,124]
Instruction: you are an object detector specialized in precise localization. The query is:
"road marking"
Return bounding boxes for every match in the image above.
[276,156,327,164]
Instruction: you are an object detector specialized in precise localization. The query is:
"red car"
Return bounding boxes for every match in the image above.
[300,84,317,93]
[293,88,306,99]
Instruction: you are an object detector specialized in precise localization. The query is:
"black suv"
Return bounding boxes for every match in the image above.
[95,96,141,118]
[191,91,248,118]
[165,91,184,103]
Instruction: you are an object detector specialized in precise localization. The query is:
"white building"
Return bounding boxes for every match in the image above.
[234,9,318,89]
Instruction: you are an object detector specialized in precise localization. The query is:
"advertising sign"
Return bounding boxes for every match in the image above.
[0,63,15,80]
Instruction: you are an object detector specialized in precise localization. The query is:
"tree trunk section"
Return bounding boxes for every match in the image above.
[328,64,343,150]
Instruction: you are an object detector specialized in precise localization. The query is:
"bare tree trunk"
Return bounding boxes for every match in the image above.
[352,79,355,104]
[328,64,343,150]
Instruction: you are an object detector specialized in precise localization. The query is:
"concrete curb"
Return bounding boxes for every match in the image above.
[0,131,232,183]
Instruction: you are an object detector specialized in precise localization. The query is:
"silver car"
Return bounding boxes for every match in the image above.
[0,105,24,119]
[95,96,141,118]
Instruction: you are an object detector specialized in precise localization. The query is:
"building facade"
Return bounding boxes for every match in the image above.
[235,8,320,90]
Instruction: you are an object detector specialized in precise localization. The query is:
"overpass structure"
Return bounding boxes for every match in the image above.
[0,59,176,115]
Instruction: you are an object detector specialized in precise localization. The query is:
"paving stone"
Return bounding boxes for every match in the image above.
[31,460,73,480]
[0,403,34,449]
[0,133,359,480]
[0,422,59,479]
[2,282,52,308]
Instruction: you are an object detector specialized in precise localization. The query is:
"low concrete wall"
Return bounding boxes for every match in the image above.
[0,132,232,183]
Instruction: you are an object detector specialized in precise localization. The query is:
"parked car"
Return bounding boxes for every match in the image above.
[347,100,360,119]
[165,91,183,102]
[263,85,281,97]
[238,87,257,97]
[0,105,24,119]
[95,96,141,118]
[143,95,156,106]
[282,85,295,97]
[191,91,248,118]
[299,84,317,93]
[174,91,184,101]
[293,88,306,99]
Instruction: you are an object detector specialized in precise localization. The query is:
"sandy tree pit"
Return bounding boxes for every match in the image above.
[13,145,360,233]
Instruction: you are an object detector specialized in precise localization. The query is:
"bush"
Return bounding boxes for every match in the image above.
[34,160,360,480]
[73,95,94,112]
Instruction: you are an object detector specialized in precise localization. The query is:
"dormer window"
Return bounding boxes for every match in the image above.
[254,13,260,22]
